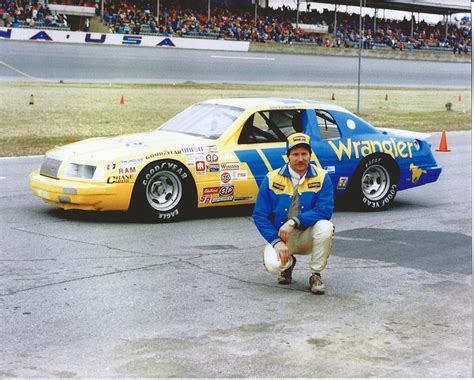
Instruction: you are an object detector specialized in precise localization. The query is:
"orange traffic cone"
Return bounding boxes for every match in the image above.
[120,95,125,105]
[29,94,34,105]
[436,130,450,152]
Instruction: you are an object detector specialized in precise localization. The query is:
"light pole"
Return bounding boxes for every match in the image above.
[156,0,160,25]
[254,0,257,26]
[296,0,300,30]
[357,0,362,113]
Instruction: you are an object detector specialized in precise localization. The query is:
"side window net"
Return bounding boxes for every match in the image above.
[317,110,341,140]
[239,110,303,144]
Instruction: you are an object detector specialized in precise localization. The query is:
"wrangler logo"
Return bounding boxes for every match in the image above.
[328,138,414,160]
[272,182,285,191]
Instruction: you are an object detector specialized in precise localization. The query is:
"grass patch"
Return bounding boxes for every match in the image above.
[0,82,470,156]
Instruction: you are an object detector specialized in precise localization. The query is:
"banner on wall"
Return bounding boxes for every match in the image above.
[0,27,250,52]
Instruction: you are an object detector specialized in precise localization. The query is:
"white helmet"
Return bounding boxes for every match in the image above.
[263,244,281,275]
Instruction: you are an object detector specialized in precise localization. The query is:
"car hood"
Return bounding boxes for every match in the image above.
[47,131,213,162]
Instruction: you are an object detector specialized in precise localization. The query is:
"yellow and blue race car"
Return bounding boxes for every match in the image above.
[30,98,442,221]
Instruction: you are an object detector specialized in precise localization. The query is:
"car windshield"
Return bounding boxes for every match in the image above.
[159,103,244,139]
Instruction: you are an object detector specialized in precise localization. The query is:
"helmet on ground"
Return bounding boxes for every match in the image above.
[263,243,281,275]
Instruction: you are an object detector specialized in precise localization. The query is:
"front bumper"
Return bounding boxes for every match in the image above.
[30,170,133,211]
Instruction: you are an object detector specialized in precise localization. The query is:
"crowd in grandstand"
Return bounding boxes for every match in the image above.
[0,0,471,53]
[0,0,69,28]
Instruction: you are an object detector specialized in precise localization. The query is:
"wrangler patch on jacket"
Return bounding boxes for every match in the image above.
[272,182,285,191]
[308,181,321,189]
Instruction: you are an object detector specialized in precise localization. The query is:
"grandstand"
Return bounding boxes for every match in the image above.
[0,0,470,54]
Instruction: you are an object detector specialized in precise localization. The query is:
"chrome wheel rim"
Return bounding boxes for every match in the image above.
[146,171,182,211]
[361,165,389,201]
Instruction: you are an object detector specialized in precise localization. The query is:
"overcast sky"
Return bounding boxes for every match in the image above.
[267,0,471,24]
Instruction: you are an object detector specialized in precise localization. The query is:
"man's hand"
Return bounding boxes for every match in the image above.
[274,241,290,266]
[278,219,295,244]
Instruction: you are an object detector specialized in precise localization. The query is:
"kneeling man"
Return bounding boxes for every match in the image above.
[253,133,335,294]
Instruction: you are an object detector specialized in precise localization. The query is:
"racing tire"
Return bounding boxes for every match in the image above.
[131,160,196,222]
[348,154,399,211]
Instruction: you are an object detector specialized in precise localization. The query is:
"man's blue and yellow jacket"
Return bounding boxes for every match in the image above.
[252,163,334,246]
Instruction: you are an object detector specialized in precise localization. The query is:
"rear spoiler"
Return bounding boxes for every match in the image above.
[377,128,431,140]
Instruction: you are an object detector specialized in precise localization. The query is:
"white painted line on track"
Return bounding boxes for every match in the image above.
[0,60,55,82]
[210,55,275,61]
[0,155,43,160]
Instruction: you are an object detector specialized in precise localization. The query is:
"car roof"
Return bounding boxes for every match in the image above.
[201,97,347,112]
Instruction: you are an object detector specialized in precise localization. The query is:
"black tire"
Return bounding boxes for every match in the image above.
[131,160,196,222]
[348,154,399,211]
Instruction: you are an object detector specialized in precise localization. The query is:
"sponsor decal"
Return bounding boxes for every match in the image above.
[232,170,248,180]
[328,138,414,161]
[195,161,206,174]
[182,146,204,154]
[145,150,181,160]
[118,166,137,175]
[142,162,187,186]
[272,182,285,191]
[337,177,349,190]
[234,196,253,201]
[221,171,232,184]
[409,163,427,184]
[308,181,321,189]
[120,158,143,167]
[211,195,234,203]
[220,162,240,171]
[324,166,336,173]
[199,195,212,204]
[185,153,205,166]
[206,163,220,172]
[105,162,116,172]
[205,153,219,163]
[203,187,220,195]
[107,174,133,184]
[219,186,234,196]
[204,145,218,152]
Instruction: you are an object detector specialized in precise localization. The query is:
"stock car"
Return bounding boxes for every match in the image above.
[30,98,442,221]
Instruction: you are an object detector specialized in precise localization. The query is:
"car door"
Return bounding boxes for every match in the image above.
[233,109,304,193]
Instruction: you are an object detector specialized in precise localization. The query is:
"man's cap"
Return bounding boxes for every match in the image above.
[286,133,311,153]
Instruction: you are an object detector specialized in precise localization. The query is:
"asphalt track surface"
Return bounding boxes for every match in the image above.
[0,39,471,87]
[0,131,471,377]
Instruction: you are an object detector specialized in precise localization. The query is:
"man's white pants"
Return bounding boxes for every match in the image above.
[264,220,334,274]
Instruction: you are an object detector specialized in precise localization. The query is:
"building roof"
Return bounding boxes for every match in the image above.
[300,0,471,15]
